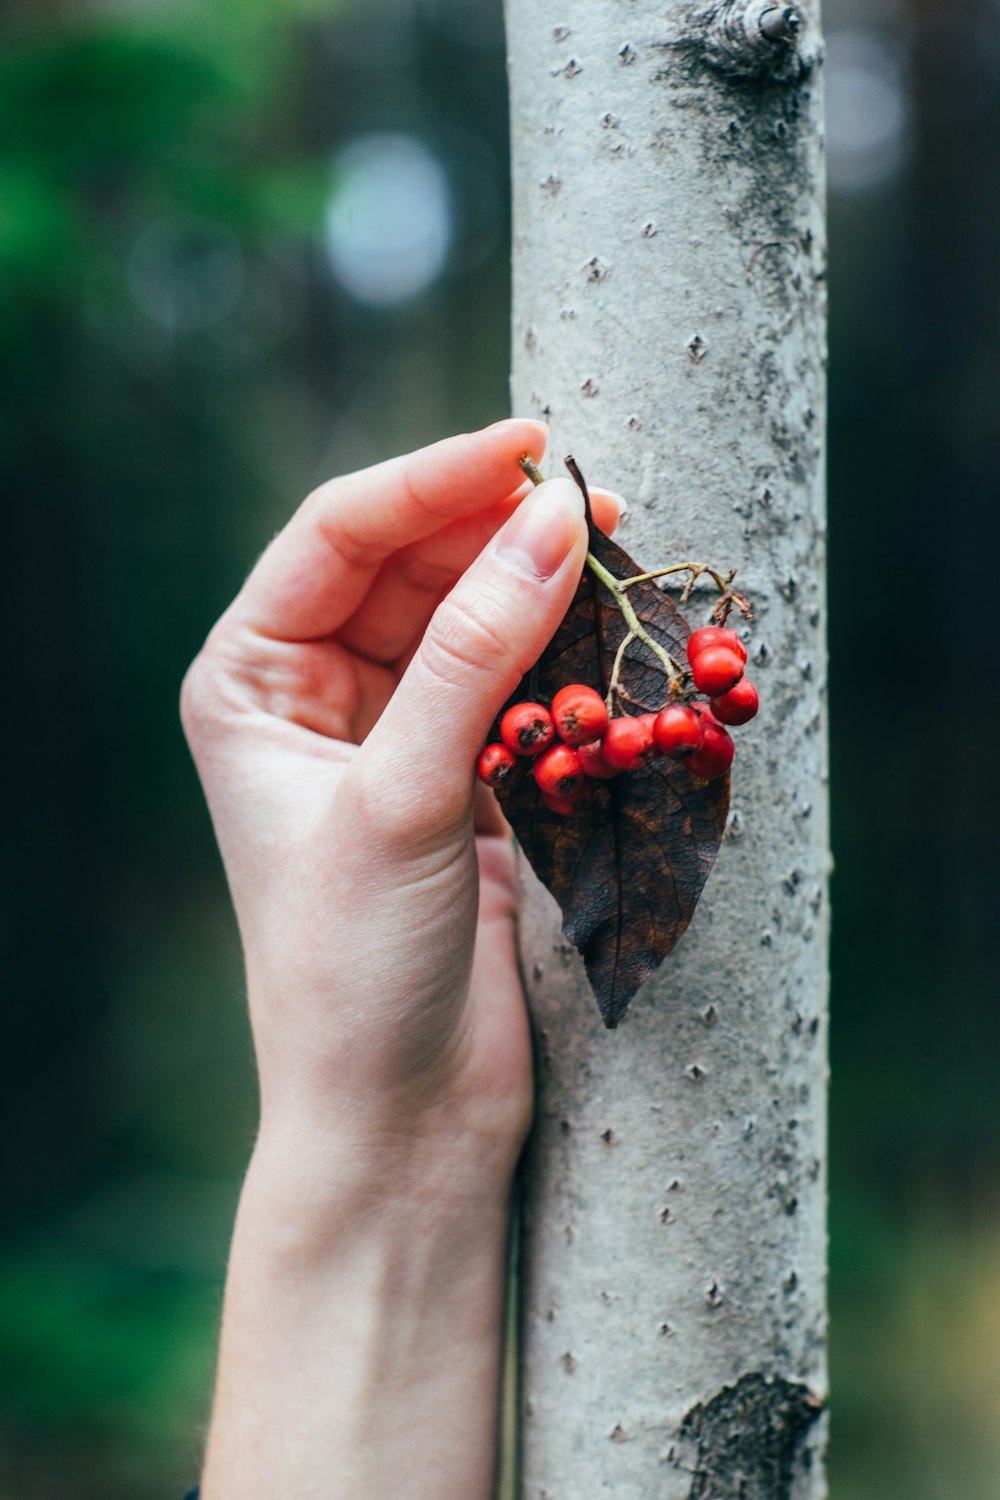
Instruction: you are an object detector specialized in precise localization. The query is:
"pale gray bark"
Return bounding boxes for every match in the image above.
[505,3,829,1496]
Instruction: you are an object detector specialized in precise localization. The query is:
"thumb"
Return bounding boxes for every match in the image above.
[354,477,588,841]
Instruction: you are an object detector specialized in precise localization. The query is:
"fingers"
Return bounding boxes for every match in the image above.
[337,484,625,665]
[351,477,588,842]
[230,419,549,642]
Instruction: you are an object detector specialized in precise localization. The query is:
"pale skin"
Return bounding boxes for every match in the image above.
[181,419,622,1500]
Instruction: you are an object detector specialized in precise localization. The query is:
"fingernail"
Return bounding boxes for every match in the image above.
[495,477,584,580]
[599,489,628,518]
[488,416,550,440]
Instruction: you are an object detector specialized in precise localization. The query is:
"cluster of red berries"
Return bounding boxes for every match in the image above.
[477,625,758,815]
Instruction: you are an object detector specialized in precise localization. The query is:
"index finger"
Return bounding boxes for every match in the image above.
[230,418,548,642]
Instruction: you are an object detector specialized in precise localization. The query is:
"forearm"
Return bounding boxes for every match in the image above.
[199,1126,516,1500]
[180,423,595,1498]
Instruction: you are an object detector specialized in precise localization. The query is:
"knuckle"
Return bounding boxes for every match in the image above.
[349,754,461,859]
[179,641,231,745]
[301,483,373,570]
[420,587,511,693]
[179,654,210,740]
[354,756,424,845]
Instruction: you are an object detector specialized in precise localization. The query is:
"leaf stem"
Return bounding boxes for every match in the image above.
[517,453,688,699]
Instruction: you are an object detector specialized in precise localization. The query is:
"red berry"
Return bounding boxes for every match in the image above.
[639,712,661,745]
[686,626,747,665]
[551,683,609,746]
[601,715,655,772]
[652,703,705,759]
[533,743,586,798]
[690,646,745,696]
[578,739,620,779]
[477,742,518,787]
[687,717,734,780]
[690,700,721,733]
[500,701,555,757]
[710,677,759,726]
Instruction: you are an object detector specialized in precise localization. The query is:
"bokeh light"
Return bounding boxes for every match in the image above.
[825,29,909,191]
[324,134,452,306]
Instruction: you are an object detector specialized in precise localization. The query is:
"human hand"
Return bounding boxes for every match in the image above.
[183,420,623,1500]
[182,419,622,1194]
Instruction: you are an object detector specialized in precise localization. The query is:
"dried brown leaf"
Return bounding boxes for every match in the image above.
[494,518,728,1027]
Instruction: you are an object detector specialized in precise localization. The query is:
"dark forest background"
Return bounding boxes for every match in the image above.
[2,0,998,1496]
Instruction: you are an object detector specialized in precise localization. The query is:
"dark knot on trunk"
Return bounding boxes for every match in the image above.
[679,1,812,83]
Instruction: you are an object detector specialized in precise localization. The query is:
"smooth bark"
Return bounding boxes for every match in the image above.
[506,3,829,1494]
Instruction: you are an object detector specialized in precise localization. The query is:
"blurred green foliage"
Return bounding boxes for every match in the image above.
[0,3,329,329]
[0,6,325,1495]
[2,2,512,1493]
[2,0,999,1497]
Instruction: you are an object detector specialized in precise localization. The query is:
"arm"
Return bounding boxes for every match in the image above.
[201,1120,516,1497]
[181,420,621,1499]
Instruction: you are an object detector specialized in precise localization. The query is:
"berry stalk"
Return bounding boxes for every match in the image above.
[519,454,684,692]
[518,454,752,630]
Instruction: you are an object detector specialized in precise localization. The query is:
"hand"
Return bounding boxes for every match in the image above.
[182,419,622,1191]
[183,420,622,1499]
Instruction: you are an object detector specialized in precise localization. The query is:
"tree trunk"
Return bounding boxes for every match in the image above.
[504,3,829,1496]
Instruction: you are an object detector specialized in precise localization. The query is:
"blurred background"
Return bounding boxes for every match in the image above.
[1,0,997,1495]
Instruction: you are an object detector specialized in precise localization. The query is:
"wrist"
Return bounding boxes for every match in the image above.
[201,1116,517,1500]
[247,991,533,1225]
[244,1104,521,1264]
